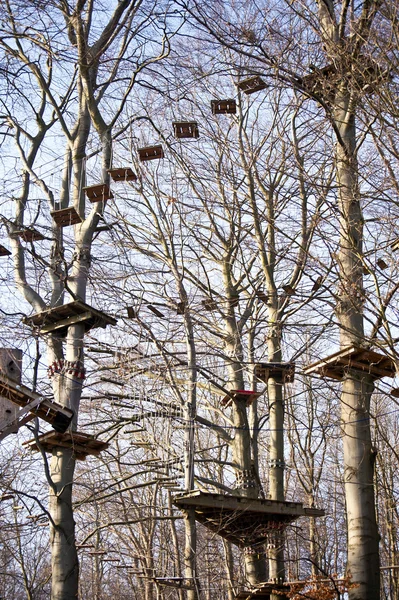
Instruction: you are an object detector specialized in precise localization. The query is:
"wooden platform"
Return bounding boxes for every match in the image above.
[255,363,295,383]
[83,184,114,202]
[23,431,109,460]
[0,244,11,256]
[13,228,45,242]
[173,121,199,139]
[211,99,236,114]
[303,346,396,381]
[236,582,289,600]
[237,76,268,94]
[173,491,324,548]
[0,374,73,433]
[23,300,117,336]
[108,167,137,182]
[138,145,164,162]
[221,390,262,408]
[51,207,82,227]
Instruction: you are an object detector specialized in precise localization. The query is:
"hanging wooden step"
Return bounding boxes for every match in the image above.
[147,304,164,318]
[377,258,388,270]
[237,76,268,95]
[0,374,73,434]
[108,167,137,182]
[126,306,136,319]
[303,345,396,381]
[202,299,218,311]
[176,301,186,315]
[138,145,164,162]
[23,300,117,336]
[221,389,262,408]
[211,99,236,114]
[256,290,268,303]
[173,121,199,139]
[23,430,109,461]
[255,363,295,383]
[173,491,324,548]
[282,285,295,296]
[51,207,82,227]
[83,184,114,202]
[152,577,195,591]
[0,244,11,256]
[13,228,45,242]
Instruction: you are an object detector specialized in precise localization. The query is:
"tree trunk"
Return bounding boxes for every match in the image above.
[335,94,380,599]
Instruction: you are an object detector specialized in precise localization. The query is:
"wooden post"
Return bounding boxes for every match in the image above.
[0,349,22,421]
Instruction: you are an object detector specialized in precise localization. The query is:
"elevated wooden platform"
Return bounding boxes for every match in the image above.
[303,346,396,381]
[0,374,73,434]
[138,145,164,162]
[255,363,295,383]
[108,167,137,182]
[221,390,262,408]
[173,491,324,548]
[237,76,268,94]
[173,121,199,139]
[23,431,109,460]
[0,244,11,256]
[236,582,289,600]
[211,99,236,114]
[23,301,117,336]
[13,228,45,242]
[51,207,82,227]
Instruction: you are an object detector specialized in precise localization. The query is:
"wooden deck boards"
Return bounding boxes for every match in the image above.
[303,345,395,380]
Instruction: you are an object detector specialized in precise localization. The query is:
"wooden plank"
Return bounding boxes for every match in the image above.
[51,207,82,227]
[138,145,164,162]
[40,311,93,333]
[211,99,236,114]
[0,245,11,257]
[237,76,268,94]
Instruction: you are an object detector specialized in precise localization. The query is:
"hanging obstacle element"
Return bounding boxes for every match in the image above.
[138,145,164,162]
[83,184,114,202]
[391,239,399,252]
[377,258,388,270]
[173,121,199,139]
[202,299,218,311]
[51,207,82,227]
[255,363,295,384]
[23,431,109,460]
[0,374,74,439]
[0,244,11,256]
[173,491,324,548]
[108,167,137,182]
[211,99,237,114]
[12,228,45,242]
[23,300,117,337]
[235,582,290,600]
[221,390,262,408]
[303,345,396,381]
[237,76,268,94]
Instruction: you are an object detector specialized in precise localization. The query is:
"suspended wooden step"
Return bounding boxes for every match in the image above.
[13,228,45,242]
[23,430,109,461]
[138,145,164,162]
[303,345,396,381]
[221,389,262,408]
[377,258,388,270]
[202,299,218,311]
[95,224,112,233]
[0,374,73,435]
[390,388,399,398]
[147,304,164,318]
[0,244,11,256]
[176,301,186,315]
[391,239,399,252]
[23,300,117,336]
[126,306,136,319]
[51,207,82,227]
[282,284,295,296]
[173,121,199,139]
[211,99,236,114]
[311,276,323,292]
[237,76,268,95]
[83,184,114,202]
[173,491,324,548]
[255,363,295,383]
[256,290,268,303]
[108,167,137,182]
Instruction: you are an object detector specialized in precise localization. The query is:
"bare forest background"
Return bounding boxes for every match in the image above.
[0,1,398,600]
